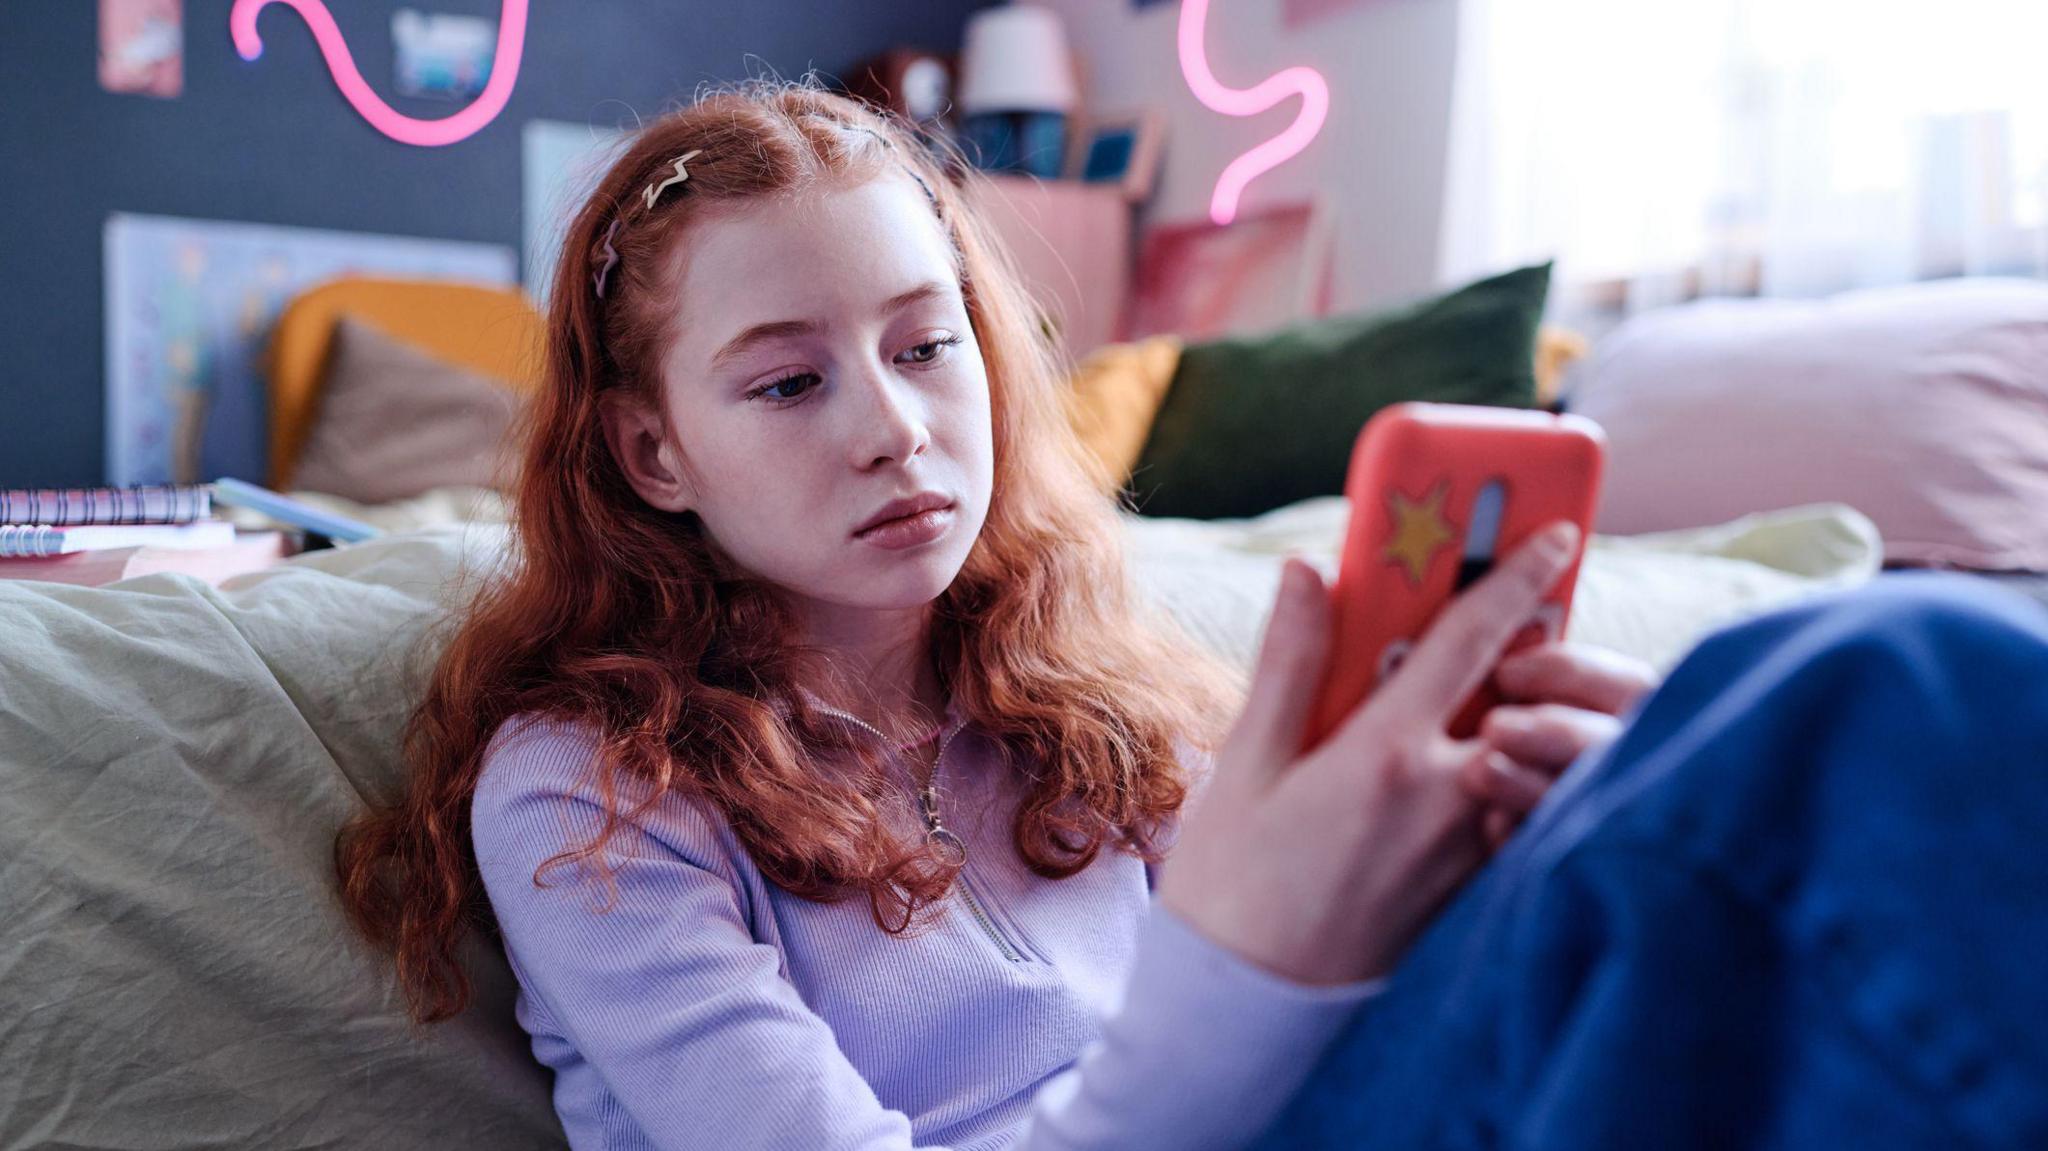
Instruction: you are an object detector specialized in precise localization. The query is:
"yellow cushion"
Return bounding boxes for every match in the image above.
[265,278,543,489]
[1062,335,1183,493]
[1535,324,1590,406]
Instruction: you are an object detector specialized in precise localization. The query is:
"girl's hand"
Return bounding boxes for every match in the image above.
[1460,641,1661,849]
[1156,522,1583,987]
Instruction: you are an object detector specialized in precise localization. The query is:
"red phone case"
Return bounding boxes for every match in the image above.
[1302,402,1607,754]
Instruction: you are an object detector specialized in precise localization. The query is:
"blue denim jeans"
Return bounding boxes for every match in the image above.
[1252,573,2048,1150]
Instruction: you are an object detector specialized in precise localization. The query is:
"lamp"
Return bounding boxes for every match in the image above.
[956,5,1079,178]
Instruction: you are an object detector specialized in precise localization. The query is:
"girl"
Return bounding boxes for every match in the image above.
[337,81,2048,1150]
[336,78,1606,1147]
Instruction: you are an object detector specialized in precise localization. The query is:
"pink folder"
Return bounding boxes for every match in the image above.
[0,531,289,588]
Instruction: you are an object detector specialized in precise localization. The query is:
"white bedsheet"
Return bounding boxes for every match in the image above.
[1124,497,1881,676]
[234,486,1884,675]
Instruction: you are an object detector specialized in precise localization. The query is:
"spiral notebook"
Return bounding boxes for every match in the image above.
[0,484,213,526]
[0,519,235,559]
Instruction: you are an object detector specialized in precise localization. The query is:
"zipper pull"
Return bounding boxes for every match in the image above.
[919,786,967,865]
[927,825,967,866]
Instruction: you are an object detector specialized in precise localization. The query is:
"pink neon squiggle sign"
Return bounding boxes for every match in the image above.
[231,0,527,147]
[1177,0,1330,225]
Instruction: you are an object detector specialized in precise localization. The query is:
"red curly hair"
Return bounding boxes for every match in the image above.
[335,80,1245,1025]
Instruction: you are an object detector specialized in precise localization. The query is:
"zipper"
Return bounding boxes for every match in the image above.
[804,700,1034,964]
[952,861,1028,964]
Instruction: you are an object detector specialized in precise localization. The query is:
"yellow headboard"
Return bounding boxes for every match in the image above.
[264,277,545,489]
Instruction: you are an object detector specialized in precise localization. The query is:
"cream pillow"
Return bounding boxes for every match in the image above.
[291,317,523,504]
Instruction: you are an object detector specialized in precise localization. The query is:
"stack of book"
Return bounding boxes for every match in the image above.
[0,484,287,588]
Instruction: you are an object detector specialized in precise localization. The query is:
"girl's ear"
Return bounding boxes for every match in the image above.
[598,392,695,514]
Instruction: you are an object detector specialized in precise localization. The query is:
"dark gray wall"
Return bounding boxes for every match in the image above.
[0,1,983,487]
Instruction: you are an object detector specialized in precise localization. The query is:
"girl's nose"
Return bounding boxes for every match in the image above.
[848,360,931,469]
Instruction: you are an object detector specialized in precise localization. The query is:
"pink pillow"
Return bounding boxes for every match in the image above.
[1566,277,2048,571]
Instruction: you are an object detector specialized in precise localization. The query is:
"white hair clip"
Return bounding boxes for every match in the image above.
[642,150,704,210]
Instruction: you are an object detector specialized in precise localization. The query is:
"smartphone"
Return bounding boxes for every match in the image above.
[1301,402,1607,754]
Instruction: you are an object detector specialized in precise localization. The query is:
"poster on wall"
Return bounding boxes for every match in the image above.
[1282,0,1378,28]
[98,0,183,99]
[1124,199,1335,343]
[104,213,516,487]
[392,8,498,101]
[522,119,629,306]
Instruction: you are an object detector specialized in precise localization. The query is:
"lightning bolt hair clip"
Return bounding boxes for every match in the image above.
[591,219,621,300]
[593,150,705,300]
[643,150,703,210]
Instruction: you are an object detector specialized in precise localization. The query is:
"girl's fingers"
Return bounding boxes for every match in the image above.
[1495,642,1659,716]
[1458,746,1551,814]
[1368,522,1582,730]
[1233,557,1334,776]
[1480,704,1622,774]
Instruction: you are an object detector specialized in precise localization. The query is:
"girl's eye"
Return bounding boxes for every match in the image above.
[746,372,820,404]
[744,334,960,405]
[900,333,964,365]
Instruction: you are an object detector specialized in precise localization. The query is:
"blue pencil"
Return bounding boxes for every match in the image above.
[209,477,384,543]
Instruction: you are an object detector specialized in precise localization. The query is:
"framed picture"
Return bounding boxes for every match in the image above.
[98,0,183,99]
[1283,0,1380,27]
[391,9,497,102]
[1122,196,1337,343]
[104,213,515,486]
[1066,110,1165,203]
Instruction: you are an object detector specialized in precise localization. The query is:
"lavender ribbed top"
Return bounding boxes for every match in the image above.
[470,692,1386,1150]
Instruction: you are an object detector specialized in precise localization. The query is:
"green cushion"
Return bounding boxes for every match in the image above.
[1127,262,1552,519]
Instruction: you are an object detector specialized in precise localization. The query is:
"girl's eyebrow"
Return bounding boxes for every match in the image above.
[880,281,951,315]
[708,281,955,368]
[711,319,818,368]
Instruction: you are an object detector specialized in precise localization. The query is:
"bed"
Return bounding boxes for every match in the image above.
[0,480,1885,1147]
[19,258,2043,1144]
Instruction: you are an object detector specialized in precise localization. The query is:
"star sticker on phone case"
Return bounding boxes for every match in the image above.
[1383,480,1457,587]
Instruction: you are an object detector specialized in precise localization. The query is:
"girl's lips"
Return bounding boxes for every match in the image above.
[855,503,954,550]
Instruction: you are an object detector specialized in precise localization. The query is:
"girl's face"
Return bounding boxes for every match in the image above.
[605,174,995,639]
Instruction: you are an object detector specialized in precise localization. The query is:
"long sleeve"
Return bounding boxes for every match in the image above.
[1017,901,1388,1150]
[472,719,1385,1151]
